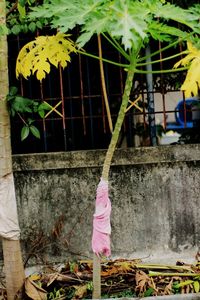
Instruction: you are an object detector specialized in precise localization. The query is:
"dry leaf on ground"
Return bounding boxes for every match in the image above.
[25,277,47,300]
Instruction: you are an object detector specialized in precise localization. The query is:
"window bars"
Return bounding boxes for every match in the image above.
[8,33,200,154]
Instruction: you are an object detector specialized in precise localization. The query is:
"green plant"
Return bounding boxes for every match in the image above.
[7,86,51,140]
[144,287,154,297]
[173,276,200,293]
[48,287,65,299]
[6,0,48,35]
[101,289,136,298]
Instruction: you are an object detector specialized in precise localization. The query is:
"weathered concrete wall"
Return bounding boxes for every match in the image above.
[2,144,200,265]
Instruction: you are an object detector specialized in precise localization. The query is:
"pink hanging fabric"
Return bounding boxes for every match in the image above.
[92,178,111,257]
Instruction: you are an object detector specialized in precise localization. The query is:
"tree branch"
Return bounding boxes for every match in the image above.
[6,1,18,17]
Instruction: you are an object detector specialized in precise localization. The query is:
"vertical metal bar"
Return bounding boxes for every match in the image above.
[78,54,87,135]
[101,88,107,134]
[159,41,167,130]
[161,94,167,129]
[59,65,67,150]
[140,73,147,129]
[86,57,94,147]
[145,45,157,146]
[40,81,47,152]
[99,38,107,134]
[98,34,113,133]
[17,36,24,97]
[66,68,75,149]
[103,59,113,134]
[179,38,187,128]
[118,52,127,143]
[35,30,47,152]
[141,82,147,129]
[182,91,187,127]
[118,53,124,94]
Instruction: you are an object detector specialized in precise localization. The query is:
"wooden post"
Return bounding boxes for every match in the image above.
[92,254,101,299]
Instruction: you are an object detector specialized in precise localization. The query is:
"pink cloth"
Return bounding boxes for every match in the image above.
[92,178,111,257]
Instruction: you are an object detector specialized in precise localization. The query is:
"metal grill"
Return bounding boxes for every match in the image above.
[8,33,200,154]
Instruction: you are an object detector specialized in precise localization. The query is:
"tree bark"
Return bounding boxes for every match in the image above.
[0,1,25,299]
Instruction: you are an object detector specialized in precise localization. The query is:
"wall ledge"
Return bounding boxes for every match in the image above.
[12,144,200,171]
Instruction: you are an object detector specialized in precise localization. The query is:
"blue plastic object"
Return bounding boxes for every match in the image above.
[167,98,200,130]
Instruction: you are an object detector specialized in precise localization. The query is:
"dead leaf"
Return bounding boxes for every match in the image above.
[46,273,59,287]
[101,260,136,276]
[73,284,88,299]
[114,261,133,273]
[135,271,151,293]
[101,265,119,276]
[25,277,47,300]
[164,278,173,295]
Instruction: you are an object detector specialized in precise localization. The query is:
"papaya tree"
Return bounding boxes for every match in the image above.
[0,1,25,299]
[16,0,200,298]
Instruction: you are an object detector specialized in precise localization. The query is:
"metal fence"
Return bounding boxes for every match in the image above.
[8,32,200,154]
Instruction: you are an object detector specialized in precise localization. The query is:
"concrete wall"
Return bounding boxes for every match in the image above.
[3,144,200,265]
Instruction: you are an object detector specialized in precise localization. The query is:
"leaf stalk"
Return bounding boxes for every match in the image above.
[77,49,129,68]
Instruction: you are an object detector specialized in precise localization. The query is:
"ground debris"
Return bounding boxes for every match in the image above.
[11,258,200,299]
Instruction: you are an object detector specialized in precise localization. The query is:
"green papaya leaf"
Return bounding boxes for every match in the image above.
[29,0,199,51]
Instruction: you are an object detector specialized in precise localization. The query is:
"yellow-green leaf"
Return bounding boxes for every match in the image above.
[17,3,26,18]
[29,273,41,281]
[16,33,77,81]
[193,281,200,293]
[174,41,200,97]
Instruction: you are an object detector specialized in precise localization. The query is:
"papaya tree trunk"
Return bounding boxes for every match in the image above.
[101,66,135,181]
[92,62,135,299]
[0,1,25,299]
